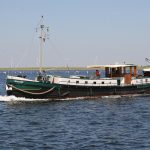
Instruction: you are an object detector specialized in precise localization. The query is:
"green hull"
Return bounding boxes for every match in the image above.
[6,78,60,98]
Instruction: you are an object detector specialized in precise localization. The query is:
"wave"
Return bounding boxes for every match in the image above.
[0,95,50,102]
[0,94,149,103]
[0,95,87,102]
[101,94,150,99]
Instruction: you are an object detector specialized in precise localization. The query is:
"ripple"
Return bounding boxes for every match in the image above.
[0,71,150,149]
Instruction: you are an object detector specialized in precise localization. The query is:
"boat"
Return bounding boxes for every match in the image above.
[143,68,150,77]
[144,58,150,76]
[5,18,150,99]
[6,63,150,99]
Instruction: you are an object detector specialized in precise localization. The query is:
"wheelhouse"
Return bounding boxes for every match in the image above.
[87,64,137,84]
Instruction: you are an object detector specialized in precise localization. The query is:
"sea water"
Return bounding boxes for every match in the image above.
[0,70,150,149]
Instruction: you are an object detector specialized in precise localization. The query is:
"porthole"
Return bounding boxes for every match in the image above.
[76,81,79,84]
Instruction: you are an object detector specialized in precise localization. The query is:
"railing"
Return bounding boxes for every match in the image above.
[58,80,117,86]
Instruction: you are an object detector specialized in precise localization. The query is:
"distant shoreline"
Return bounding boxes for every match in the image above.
[0,66,149,71]
[0,67,96,71]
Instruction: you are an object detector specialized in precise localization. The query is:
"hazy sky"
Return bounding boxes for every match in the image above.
[0,0,150,67]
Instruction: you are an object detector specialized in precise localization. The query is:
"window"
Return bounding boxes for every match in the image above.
[85,81,88,84]
[93,82,96,84]
[76,81,79,84]
[102,82,104,84]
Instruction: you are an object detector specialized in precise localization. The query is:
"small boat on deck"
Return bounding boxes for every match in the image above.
[143,68,150,77]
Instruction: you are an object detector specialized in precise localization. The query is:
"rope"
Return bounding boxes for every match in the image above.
[61,91,70,97]
[8,84,56,95]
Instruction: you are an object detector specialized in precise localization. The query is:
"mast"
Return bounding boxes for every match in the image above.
[37,16,49,73]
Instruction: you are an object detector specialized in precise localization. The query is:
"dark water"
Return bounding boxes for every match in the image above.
[0,70,150,150]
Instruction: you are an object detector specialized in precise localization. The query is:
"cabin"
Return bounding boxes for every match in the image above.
[104,64,137,85]
[50,64,150,87]
[87,64,138,85]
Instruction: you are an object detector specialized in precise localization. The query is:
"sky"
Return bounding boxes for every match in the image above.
[0,0,150,68]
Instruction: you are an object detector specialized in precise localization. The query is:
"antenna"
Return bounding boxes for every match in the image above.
[145,58,150,63]
[36,16,49,73]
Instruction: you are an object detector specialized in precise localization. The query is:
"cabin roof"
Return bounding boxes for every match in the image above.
[143,68,150,71]
[87,64,136,69]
